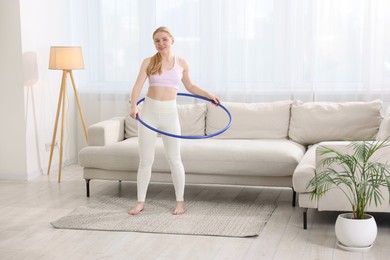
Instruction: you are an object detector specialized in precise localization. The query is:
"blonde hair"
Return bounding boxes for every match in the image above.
[147,26,174,75]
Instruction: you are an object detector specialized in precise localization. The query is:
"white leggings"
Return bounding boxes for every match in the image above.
[137,96,185,202]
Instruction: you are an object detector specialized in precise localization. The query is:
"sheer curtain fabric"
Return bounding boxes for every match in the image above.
[71,0,390,136]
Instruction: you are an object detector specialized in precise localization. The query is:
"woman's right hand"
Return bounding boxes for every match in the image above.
[130,107,138,119]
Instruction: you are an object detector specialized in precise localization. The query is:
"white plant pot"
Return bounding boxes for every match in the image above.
[335,213,377,250]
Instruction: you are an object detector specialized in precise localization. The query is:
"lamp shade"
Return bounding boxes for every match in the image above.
[49,46,84,70]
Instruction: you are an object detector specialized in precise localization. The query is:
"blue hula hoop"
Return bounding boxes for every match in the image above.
[136,93,232,139]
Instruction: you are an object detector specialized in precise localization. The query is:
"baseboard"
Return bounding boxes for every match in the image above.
[0,172,28,181]
[0,157,79,181]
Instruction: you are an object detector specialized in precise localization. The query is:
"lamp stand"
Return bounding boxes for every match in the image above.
[47,70,88,182]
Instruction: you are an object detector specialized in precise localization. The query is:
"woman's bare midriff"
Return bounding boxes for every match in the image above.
[147,86,178,101]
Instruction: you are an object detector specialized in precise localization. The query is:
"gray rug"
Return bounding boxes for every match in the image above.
[51,196,276,237]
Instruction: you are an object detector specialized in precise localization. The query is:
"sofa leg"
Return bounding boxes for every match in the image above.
[303,208,308,230]
[292,189,296,207]
[85,179,91,197]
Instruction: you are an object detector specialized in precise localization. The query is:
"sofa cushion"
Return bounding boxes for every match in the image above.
[206,100,292,139]
[376,106,390,141]
[125,103,207,138]
[181,139,305,177]
[289,100,382,145]
[79,138,140,171]
[78,138,306,178]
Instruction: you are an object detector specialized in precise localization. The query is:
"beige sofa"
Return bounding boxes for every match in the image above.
[78,99,389,229]
[293,104,390,228]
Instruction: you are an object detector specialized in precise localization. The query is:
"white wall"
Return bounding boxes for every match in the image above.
[0,0,78,180]
[0,0,28,180]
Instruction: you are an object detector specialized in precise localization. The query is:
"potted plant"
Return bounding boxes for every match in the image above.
[307,140,390,251]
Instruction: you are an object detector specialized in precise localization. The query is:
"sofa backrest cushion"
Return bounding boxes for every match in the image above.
[177,103,207,136]
[376,106,390,141]
[125,103,207,138]
[206,100,292,139]
[289,100,382,145]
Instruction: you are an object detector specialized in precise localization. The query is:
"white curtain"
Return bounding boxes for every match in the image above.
[71,0,390,138]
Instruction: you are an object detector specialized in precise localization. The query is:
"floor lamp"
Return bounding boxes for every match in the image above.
[47,46,88,182]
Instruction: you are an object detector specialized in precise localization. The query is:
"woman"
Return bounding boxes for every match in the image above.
[128,26,220,215]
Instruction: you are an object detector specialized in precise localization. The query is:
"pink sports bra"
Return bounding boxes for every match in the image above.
[148,56,183,89]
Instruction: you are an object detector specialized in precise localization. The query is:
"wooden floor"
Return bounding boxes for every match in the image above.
[0,164,389,260]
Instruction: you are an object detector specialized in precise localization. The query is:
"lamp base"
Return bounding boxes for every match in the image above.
[47,70,88,182]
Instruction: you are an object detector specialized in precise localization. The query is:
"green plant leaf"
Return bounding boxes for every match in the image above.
[308,141,390,219]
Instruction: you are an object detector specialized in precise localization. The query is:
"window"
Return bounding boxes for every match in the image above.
[72,0,390,102]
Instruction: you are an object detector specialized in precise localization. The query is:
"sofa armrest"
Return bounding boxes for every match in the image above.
[88,117,125,146]
[293,144,318,193]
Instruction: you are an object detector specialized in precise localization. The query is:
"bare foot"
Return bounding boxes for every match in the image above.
[128,202,144,215]
[172,201,185,215]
